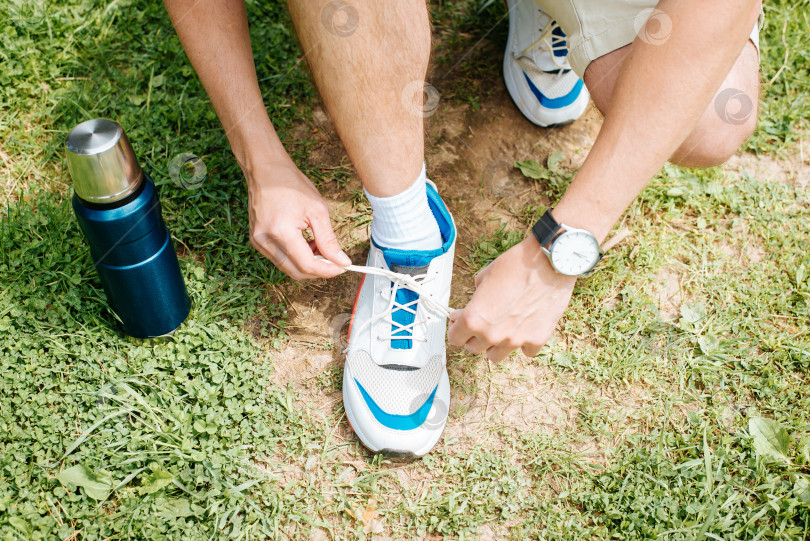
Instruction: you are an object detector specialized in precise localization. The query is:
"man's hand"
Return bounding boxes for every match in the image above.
[447,238,576,362]
[164,0,350,280]
[247,157,351,280]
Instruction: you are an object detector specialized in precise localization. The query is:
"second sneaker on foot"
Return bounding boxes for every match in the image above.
[503,0,589,127]
[343,182,455,458]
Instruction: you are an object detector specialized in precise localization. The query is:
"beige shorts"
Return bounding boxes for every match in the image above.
[535,0,763,78]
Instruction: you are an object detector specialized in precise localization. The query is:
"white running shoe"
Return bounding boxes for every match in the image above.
[503,0,589,127]
[343,182,455,458]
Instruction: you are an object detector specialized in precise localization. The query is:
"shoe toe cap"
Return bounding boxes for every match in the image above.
[343,364,450,457]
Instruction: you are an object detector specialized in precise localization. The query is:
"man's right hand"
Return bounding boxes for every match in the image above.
[246,157,351,280]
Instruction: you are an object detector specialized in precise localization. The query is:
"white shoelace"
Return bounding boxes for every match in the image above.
[516,18,569,72]
[318,257,454,345]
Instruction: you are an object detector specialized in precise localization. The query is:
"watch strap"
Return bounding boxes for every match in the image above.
[532,209,561,248]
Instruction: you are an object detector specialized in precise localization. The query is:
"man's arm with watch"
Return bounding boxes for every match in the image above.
[447,0,761,362]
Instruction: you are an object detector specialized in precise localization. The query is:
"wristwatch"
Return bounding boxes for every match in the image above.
[532,209,602,277]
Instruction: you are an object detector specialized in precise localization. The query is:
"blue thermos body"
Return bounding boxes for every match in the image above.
[66,119,190,338]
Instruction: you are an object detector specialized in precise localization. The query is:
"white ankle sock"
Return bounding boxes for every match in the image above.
[365,164,443,252]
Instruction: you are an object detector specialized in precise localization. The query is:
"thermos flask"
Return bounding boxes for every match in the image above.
[66,119,191,338]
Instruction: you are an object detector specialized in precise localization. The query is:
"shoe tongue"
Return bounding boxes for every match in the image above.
[381,250,434,351]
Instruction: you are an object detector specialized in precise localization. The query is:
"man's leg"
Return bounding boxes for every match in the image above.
[584,39,759,168]
[287,0,429,197]
[286,1,455,458]
[288,0,442,251]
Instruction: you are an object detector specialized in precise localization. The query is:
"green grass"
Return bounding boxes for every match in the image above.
[465,222,525,271]
[0,196,324,538]
[2,0,809,539]
[746,1,810,153]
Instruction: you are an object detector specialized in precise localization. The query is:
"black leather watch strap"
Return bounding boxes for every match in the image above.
[532,209,561,249]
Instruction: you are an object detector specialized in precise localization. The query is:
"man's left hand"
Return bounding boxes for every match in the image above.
[447,237,576,362]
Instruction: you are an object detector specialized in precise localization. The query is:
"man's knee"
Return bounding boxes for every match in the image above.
[670,91,758,168]
[671,39,760,169]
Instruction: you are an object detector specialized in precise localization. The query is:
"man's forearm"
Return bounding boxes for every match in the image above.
[163,0,285,173]
[553,0,761,242]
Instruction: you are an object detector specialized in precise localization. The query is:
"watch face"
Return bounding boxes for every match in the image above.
[550,230,601,275]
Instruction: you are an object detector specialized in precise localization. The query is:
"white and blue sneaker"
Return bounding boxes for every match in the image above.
[503,0,589,127]
[343,183,455,458]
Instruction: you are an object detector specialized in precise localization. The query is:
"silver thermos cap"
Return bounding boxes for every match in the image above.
[66,119,143,204]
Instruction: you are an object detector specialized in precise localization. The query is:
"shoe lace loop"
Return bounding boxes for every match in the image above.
[517,18,569,72]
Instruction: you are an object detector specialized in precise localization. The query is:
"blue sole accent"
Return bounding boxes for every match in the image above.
[355,379,438,431]
[523,73,584,109]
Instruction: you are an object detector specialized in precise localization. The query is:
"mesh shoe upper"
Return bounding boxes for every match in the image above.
[349,350,443,416]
